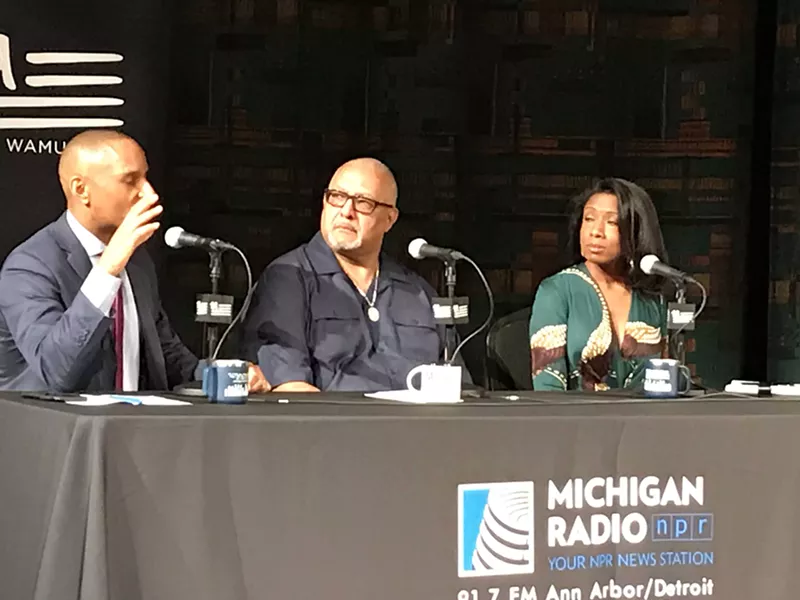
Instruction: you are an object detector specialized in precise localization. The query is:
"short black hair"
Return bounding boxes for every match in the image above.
[567,177,669,297]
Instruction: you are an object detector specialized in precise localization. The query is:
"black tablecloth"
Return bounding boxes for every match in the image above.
[2,392,800,600]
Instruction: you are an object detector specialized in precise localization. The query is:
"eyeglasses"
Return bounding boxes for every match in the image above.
[324,188,394,215]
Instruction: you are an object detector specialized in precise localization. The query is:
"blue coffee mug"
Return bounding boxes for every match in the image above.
[202,359,249,404]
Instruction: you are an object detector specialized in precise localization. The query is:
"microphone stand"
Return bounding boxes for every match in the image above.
[671,283,687,365]
[444,259,457,362]
[205,249,223,360]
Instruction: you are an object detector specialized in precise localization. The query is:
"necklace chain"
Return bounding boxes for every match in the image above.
[355,267,379,308]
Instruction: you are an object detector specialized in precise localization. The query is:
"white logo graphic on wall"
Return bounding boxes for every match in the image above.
[458,481,535,578]
[0,32,125,130]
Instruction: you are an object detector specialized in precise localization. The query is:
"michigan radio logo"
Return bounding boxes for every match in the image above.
[458,481,535,578]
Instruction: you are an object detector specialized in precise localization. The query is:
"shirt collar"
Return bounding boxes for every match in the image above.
[65,210,107,258]
[306,231,413,284]
[306,232,342,275]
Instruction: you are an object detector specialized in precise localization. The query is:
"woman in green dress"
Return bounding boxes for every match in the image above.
[529,178,669,391]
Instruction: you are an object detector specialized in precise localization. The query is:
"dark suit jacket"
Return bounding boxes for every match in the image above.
[0,213,198,392]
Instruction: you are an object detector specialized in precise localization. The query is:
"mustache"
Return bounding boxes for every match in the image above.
[333,222,359,232]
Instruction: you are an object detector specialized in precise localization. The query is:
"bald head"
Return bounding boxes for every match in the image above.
[329,157,398,208]
[58,130,132,199]
[59,129,154,242]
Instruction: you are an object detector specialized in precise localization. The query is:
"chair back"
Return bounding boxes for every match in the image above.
[484,306,533,391]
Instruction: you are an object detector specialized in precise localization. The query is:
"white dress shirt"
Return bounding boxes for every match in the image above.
[66,211,140,391]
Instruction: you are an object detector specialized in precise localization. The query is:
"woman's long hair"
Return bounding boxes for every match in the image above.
[566,177,669,297]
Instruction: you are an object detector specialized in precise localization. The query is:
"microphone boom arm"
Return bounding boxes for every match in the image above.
[447,254,494,367]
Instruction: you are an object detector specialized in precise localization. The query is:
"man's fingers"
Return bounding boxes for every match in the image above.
[248,365,271,393]
[252,380,270,393]
[135,193,160,210]
[125,194,161,221]
[133,222,160,246]
[133,204,163,227]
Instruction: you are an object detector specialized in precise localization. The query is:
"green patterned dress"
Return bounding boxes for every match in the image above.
[529,263,666,391]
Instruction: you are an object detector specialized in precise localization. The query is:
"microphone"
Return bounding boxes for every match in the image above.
[639,255,692,282]
[408,238,464,261]
[164,226,234,252]
[164,226,256,363]
[640,255,708,368]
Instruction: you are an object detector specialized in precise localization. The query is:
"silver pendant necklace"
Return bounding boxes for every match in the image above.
[357,267,380,322]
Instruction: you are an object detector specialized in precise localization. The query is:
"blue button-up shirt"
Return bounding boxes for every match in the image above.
[242,232,447,392]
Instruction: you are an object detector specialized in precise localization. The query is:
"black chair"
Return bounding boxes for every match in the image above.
[484,306,533,391]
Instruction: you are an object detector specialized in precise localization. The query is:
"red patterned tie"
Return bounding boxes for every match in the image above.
[113,287,124,390]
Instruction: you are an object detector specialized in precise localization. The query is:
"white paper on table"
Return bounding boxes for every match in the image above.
[769,384,800,397]
[67,394,191,406]
[364,390,462,404]
[724,380,800,397]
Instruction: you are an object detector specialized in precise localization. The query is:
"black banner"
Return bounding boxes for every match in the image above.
[0,0,169,259]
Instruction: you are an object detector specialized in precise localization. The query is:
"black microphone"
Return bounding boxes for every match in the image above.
[639,254,692,282]
[408,238,464,261]
[164,226,234,252]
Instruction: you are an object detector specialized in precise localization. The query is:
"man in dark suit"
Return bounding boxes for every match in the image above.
[0,130,268,393]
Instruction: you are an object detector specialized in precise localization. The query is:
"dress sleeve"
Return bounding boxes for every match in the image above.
[529,277,569,391]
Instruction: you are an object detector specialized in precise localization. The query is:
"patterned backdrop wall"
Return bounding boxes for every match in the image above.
[770,0,800,381]
[161,0,757,388]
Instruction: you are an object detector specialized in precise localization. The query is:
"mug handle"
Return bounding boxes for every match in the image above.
[406,365,425,391]
[678,365,692,395]
[202,365,216,398]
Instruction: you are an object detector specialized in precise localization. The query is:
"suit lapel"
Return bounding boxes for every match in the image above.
[127,254,168,390]
[49,213,116,389]
[51,213,170,391]
[51,214,93,302]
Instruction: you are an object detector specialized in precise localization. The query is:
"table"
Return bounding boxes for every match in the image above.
[2,391,800,600]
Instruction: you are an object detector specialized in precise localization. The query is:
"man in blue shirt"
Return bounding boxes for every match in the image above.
[242,157,456,392]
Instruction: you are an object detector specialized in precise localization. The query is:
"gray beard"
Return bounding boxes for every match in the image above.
[328,232,362,252]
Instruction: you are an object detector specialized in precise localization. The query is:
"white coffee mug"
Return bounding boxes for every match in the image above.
[406,364,462,402]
